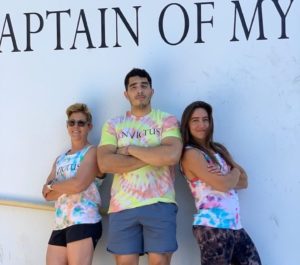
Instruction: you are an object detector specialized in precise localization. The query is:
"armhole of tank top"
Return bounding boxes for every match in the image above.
[185,145,211,163]
[182,146,204,183]
[79,145,93,161]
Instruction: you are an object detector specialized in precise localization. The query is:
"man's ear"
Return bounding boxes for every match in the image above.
[124,90,129,100]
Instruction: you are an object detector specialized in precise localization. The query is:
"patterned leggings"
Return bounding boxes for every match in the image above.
[193,226,262,265]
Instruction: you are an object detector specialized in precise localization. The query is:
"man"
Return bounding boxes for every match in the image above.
[97,68,182,265]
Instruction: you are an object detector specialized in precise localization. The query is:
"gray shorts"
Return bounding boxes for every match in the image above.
[107,202,178,255]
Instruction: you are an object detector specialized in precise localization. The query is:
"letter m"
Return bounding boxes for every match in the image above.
[231,0,267,41]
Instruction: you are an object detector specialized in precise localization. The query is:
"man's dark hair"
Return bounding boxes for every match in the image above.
[124,68,152,90]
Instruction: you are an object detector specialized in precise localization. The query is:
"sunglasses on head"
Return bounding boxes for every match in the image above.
[67,119,89,127]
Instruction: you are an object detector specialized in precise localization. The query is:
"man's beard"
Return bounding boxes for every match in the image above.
[137,102,149,109]
[135,98,151,109]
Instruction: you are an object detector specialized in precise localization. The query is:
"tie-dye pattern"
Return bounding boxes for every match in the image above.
[53,145,102,230]
[185,147,242,229]
[100,109,181,213]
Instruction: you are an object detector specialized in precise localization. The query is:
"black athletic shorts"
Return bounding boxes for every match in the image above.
[48,221,102,248]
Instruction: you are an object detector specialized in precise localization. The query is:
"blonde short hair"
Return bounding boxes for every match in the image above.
[66,103,92,122]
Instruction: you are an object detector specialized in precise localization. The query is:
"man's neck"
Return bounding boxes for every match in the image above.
[130,105,152,117]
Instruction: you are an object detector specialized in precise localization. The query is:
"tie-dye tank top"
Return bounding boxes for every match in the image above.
[100,109,181,213]
[54,145,102,230]
[185,146,242,230]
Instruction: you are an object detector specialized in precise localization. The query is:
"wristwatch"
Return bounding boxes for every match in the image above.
[47,184,53,190]
[46,180,54,191]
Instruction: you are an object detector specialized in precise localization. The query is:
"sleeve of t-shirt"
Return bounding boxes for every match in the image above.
[161,115,181,140]
[99,120,117,147]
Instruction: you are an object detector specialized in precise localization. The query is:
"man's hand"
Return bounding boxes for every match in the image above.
[117,146,130,156]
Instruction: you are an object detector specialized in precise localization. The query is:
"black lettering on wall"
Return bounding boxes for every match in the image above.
[0,14,20,53]
[159,3,189,45]
[272,0,294,39]
[98,8,108,48]
[195,2,214,43]
[71,9,95,50]
[113,6,140,47]
[24,12,44,52]
[231,0,267,41]
[46,10,71,50]
[0,2,297,54]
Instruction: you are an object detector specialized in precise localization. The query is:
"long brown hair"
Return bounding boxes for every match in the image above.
[180,101,235,167]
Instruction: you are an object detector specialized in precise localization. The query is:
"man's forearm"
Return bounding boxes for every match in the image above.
[100,153,146,174]
[128,143,181,167]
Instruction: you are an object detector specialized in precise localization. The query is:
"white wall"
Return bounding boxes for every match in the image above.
[0,1,299,264]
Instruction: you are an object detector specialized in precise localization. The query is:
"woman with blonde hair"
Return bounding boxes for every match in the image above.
[42,103,102,265]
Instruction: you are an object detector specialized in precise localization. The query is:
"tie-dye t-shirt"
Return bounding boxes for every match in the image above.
[185,147,242,230]
[100,109,181,213]
[53,145,102,230]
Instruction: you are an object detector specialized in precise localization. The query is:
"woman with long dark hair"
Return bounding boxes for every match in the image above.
[180,101,261,265]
